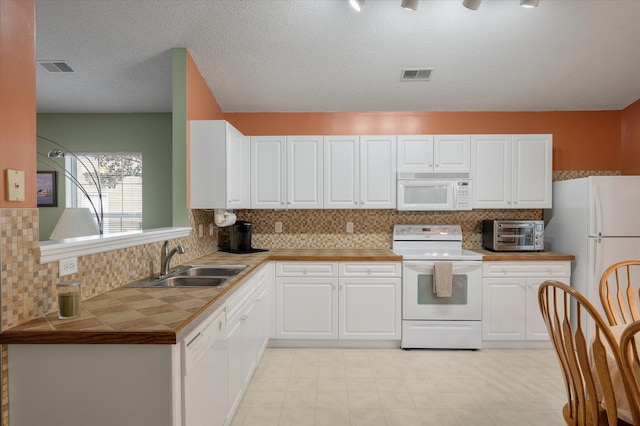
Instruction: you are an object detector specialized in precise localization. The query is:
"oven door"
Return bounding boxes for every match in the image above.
[402,261,482,320]
[397,179,455,211]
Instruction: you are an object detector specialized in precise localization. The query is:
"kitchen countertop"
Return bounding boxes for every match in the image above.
[0,248,574,345]
[0,249,401,345]
[472,249,575,262]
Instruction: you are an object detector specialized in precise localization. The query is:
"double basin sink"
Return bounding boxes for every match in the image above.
[126,265,247,288]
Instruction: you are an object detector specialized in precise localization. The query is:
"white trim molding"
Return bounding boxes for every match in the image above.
[38,227,192,263]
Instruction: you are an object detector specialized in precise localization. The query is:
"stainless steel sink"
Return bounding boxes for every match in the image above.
[152,276,229,287]
[174,265,247,277]
[125,264,247,288]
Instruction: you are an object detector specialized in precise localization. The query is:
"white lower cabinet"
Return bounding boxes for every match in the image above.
[226,262,272,422]
[482,261,571,343]
[8,306,230,426]
[275,261,401,341]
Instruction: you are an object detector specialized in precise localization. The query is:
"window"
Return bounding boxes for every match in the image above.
[66,153,142,233]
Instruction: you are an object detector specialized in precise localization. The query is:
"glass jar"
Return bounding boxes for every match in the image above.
[57,280,81,319]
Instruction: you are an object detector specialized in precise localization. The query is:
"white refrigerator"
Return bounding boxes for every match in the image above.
[543,175,640,327]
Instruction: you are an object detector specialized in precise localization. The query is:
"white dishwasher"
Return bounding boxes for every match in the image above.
[182,307,227,426]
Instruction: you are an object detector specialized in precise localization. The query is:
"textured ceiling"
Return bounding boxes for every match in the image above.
[35,0,640,113]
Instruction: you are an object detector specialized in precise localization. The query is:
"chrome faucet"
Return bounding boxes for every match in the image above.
[160,241,186,277]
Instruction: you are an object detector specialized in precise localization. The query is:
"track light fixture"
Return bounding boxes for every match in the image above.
[520,0,540,7]
[401,0,419,11]
[349,0,365,12]
[462,0,482,10]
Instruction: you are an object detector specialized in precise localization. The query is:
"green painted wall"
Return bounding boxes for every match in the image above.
[172,48,188,228]
[37,113,173,241]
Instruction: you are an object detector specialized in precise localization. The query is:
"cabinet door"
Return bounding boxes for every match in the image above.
[339,277,401,340]
[397,135,434,172]
[323,136,360,209]
[512,134,552,208]
[287,136,323,209]
[251,136,287,209]
[254,281,270,359]
[190,120,249,209]
[227,126,250,209]
[275,277,339,339]
[482,277,526,340]
[525,277,560,341]
[472,135,512,208]
[226,315,245,417]
[434,135,471,172]
[360,135,397,209]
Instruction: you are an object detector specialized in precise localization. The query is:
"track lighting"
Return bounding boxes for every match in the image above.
[462,0,482,10]
[401,0,419,11]
[349,0,365,12]
[520,0,540,7]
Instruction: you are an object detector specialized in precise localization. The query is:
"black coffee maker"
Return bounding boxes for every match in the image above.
[230,221,253,252]
[222,221,268,254]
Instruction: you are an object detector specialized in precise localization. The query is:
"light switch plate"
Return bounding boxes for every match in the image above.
[6,169,25,202]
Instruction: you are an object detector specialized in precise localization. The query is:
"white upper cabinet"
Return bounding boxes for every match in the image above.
[472,134,552,209]
[397,135,434,172]
[360,135,397,208]
[251,136,323,209]
[324,136,396,209]
[189,120,250,209]
[251,136,287,209]
[323,136,360,209]
[397,135,470,173]
[286,136,323,209]
[434,135,471,172]
[512,134,553,208]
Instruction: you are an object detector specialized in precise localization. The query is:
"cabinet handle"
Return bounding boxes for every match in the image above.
[186,332,203,348]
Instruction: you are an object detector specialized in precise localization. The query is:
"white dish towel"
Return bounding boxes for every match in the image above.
[434,261,453,298]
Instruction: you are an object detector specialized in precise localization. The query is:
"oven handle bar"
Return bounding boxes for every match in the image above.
[403,261,482,272]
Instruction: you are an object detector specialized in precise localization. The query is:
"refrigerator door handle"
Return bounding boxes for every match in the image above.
[594,184,603,237]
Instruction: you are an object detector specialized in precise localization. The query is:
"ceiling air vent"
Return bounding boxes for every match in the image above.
[37,61,76,73]
[400,68,433,81]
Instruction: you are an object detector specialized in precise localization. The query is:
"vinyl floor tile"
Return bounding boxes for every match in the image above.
[230,347,566,426]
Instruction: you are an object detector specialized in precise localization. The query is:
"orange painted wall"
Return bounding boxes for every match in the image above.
[622,99,640,175]
[186,51,223,121]
[225,110,622,171]
[0,0,36,207]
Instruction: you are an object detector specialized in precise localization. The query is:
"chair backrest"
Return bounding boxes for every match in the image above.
[539,280,639,426]
[619,320,640,423]
[599,260,640,326]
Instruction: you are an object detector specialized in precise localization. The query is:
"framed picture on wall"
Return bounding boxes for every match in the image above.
[37,171,57,207]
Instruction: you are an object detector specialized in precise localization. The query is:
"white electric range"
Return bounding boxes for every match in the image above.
[392,224,483,349]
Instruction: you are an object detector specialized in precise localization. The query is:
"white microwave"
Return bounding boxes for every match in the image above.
[397,173,472,211]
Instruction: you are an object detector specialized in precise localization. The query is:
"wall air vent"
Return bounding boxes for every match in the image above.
[400,68,433,81]
[37,61,76,73]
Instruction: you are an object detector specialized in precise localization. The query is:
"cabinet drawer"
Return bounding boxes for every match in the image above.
[226,278,256,322]
[483,262,571,278]
[339,262,401,277]
[276,262,338,277]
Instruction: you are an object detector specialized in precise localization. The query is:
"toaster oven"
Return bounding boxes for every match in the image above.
[482,220,544,251]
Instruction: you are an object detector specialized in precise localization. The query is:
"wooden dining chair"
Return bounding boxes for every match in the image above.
[619,320,640,424]
[539,280,639,425]
[599,260,640,326]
